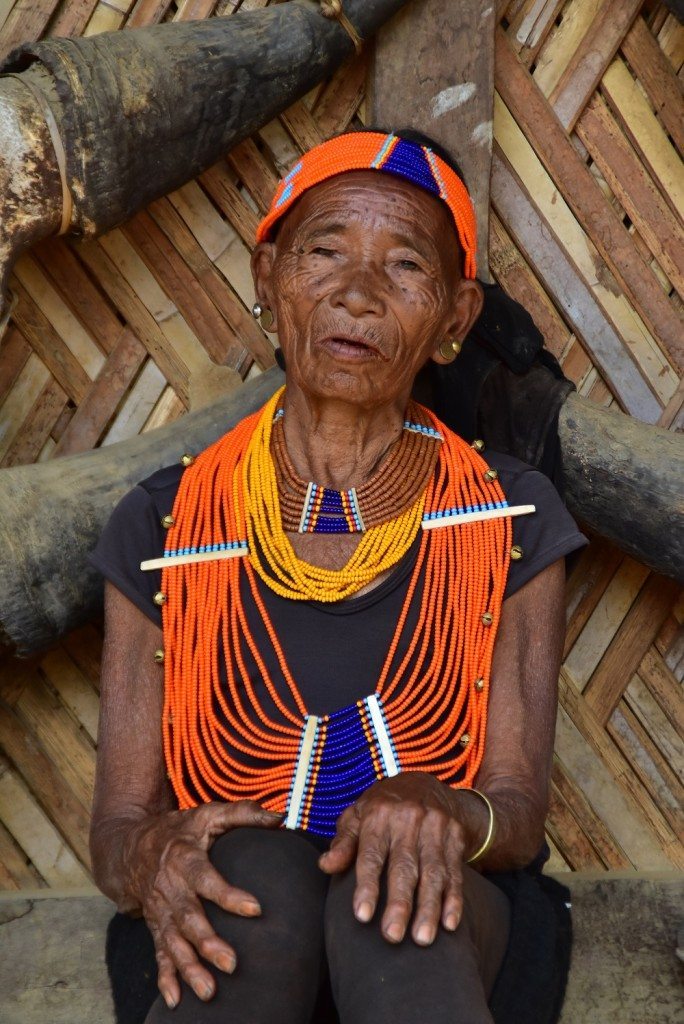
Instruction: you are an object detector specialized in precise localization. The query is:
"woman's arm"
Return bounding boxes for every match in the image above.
[91,581,281,1007]
[320,557,566,942]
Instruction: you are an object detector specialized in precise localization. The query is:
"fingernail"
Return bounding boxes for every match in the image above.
[163,993,176,1010]
[445,913,458,931]
[355,901,373,923]
[386,922,403,942]
[217,953,236,973]
[238,900,261,916]
[416,924,434,945]
[202,983,213,999]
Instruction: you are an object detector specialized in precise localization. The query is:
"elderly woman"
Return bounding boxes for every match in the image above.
[90,128,586,1024]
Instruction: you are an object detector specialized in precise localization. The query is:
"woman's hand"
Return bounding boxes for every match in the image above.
[122,800,281,1008]
[319,774,475,947]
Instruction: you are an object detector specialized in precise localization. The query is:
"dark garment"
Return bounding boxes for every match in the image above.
[107,827,513,1024]
[94,441,584,1024]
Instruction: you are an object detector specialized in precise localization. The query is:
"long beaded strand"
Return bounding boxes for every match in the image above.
[161,393,511,814]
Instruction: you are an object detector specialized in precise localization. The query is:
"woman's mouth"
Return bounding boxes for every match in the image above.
[317,335,383,361]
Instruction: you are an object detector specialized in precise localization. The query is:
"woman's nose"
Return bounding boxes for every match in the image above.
[329,260,386,318]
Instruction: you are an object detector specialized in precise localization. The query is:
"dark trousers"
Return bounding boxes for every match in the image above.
[144,827,510,1024]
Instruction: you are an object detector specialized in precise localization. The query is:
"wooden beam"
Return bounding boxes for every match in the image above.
[368,0,495,279]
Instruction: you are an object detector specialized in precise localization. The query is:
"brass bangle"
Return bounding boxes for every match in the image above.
[465,788,496,864]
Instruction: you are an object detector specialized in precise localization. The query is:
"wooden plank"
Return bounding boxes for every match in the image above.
[14,257,105,380]
[9,284,92,406]
[494,94,677,401]
[0,769,90,887]
[491,150,663,422]
[369,0,496,277]
[495,30,684,376]
[61,625,103,695]
[0,703,91,868]
[622,15,684,157]
[532,0,602,96]
[1,378,68,468]
[576,94,684,300]
[52,328,146,458]
[625,675,684,788]
[601,58,684,223]
[0,327,31,407]
[228,138,281,214]
[564,540,624,658]
[0,818,44,889]
[557,678,682,867]
[280,101,325,154]
[638,647,684,739]
[505,0,566,65]
[548,0,643,131]
[608,702,684,838]
[125,0,173,28]
[39,650,99,743]
[199,165,261,248]
[551,759,631,869]
[35,241,124,357]
[0,0,62,62]
[489,212,573,359]
[547,780,603,870]
[99,358,166,446]
[0,354,51,464]
[49,0,102,37]
[584,575,680,724]
[313,53,368,137]
[74,240,191,406]
[14,681,95,814]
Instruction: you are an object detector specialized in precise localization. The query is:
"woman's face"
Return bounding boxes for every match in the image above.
[252,170,483,409]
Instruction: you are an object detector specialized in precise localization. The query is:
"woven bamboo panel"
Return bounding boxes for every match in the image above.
[0,0,681,889]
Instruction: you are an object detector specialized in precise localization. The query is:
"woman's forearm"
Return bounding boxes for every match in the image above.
[448,783,547,872]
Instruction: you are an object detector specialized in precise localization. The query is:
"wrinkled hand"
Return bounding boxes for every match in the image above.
[122,801,281,1008]
[319,774,466,946]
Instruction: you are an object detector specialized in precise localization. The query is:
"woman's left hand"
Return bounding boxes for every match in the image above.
[318,773,469,946]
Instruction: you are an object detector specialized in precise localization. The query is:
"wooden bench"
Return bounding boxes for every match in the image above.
[0,873,681,1023]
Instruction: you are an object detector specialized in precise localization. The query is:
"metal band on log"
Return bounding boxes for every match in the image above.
[0,0,411,321]
[0,369,681,657]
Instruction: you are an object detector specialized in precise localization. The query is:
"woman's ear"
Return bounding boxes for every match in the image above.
[250,242,279,333]
[431,278,483,365]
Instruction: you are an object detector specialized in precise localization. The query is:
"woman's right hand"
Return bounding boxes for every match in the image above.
[122,800,282,1008]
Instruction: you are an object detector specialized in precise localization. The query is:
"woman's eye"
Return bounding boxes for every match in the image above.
[311,246,336,257]
[397,258,421,271]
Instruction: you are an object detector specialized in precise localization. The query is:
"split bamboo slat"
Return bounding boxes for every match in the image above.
[0,0,682,887]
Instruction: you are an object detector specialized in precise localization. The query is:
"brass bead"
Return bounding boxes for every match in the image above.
[459,733,470,747]
[475,678,485,692]
[153,591,166,606]
[471,439,485,452]
[483,468,498,482]
[181,453,195,467]
[161,514,175,529]
[482,611,493,626]
[153,648,164,663]
[510,545,524,561]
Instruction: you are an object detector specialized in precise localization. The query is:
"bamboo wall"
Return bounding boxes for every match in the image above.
[0,0,682,889]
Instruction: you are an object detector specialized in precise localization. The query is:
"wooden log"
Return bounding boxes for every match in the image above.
[368,0,496,279]
[0,0,412,326]
[559,393,684,584]
[0,365,682,656]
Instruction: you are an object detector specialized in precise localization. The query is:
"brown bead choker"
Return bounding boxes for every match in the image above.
[271,401,443,534]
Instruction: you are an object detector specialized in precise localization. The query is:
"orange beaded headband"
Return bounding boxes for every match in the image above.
[255,131,478,279]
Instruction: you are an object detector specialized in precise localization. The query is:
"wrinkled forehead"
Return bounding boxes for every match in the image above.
[274,169,460,246]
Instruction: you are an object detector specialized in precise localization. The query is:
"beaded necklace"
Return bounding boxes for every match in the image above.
[271,400,442,534]
[156,389,522,836]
